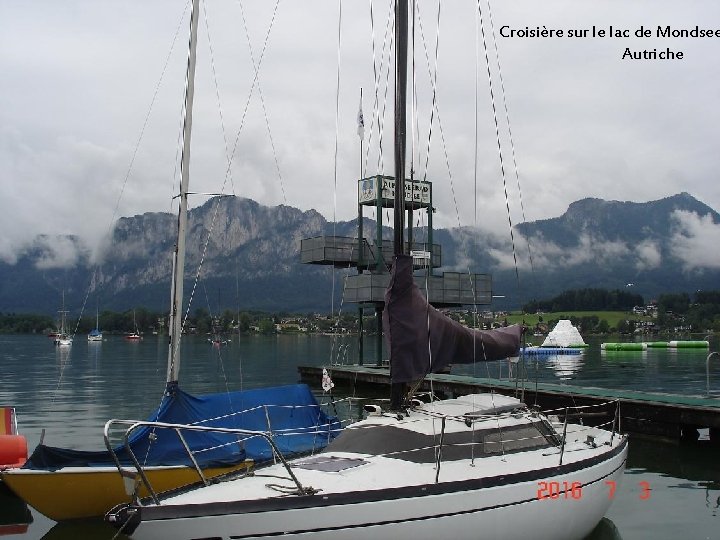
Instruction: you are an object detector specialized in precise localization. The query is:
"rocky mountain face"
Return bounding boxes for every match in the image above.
[504,192,720,305]
[1,193,718,315]
[516,192,717,247]
[93,197,338,313]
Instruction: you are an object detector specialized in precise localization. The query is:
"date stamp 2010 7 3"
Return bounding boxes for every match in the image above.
[536,480,651,501]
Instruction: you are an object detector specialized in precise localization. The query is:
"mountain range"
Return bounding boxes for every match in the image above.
[1,192,718,316]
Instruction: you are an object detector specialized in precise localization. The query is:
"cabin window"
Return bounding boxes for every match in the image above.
[325,421,555,463]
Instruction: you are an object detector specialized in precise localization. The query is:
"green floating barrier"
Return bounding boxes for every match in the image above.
[645,342,669,348]
[601,342,647,351]
[668,340,709,348]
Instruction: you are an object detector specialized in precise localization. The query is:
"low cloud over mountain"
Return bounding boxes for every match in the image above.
[1,192,718,315]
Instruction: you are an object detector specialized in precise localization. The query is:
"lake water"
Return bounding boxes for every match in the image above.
[1,333,719,539]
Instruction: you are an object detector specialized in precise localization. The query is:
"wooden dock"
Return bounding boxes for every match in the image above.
[298,364,720,442]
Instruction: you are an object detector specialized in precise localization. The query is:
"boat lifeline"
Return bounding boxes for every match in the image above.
[3,384,339,521]
[109,404,625,540]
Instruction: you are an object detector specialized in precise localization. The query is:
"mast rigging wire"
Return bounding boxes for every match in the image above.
[70,1,191,341]
[236,0,287,206]
[414,1,463,235]
[330,0,344,319]
[202,0,236,198]
[485,0,536,283]
[475,0,521,288]
[365,0,395,176]
[181,0,280,335]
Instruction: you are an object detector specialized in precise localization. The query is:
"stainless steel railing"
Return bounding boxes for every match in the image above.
[103,419,318,505]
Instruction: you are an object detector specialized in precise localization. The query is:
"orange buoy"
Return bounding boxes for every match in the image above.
[0,435,27,469]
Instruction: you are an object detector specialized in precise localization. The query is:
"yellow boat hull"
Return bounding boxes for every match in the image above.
[1,461,251,521]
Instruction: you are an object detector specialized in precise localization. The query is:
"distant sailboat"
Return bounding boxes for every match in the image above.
[54,293,72,347]
[125,309,142,341]
[87,307,103,342]
[208,320,229,347]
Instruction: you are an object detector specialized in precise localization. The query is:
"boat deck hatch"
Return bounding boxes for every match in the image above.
[293,456,368,472]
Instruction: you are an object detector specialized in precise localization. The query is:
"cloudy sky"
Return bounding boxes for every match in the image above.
[2,0,720,266]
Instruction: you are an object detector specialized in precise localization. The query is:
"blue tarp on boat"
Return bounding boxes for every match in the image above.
[24,384,341,470]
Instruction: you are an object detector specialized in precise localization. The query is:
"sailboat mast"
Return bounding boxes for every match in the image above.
[393,0,408,256]
[389,0,409,409]
[167,0,200,387]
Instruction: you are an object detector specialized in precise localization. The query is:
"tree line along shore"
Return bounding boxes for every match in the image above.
[2,289,718,337]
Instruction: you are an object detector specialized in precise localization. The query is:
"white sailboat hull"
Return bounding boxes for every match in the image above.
[115,431,627,540]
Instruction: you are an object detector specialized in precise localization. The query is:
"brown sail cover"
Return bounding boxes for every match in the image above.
[384,255,523,384]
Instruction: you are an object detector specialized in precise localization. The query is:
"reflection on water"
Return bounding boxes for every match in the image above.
[0,482,32,535]
[627,437,720,488]
[544,352,585,380]
[40,520,122,540]
[584,518,623,540]
[607,436,720,539]
[453,335,720,396]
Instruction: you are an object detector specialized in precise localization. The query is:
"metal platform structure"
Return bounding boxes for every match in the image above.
[300,236,442,271]
[300,175,493,365]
